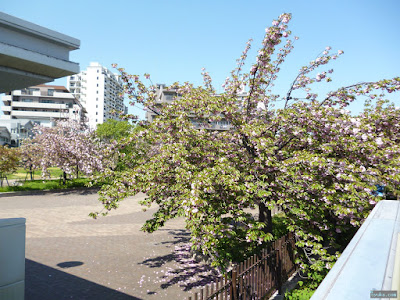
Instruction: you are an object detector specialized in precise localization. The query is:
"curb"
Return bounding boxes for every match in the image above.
[0,186,100,198]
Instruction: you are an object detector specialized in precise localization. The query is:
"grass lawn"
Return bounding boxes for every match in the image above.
[6,167,64,180]
[0,178,95,193]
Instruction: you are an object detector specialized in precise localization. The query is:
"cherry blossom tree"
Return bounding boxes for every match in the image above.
[0,145,20,186]
[92,13,400,275]
[20,139,45,180]
[24,119,106,183]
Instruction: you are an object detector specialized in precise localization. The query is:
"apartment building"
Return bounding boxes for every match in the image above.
[146,83,248,130]
[67,62,128,129]
[1,84,85,122]
[0,85,85,145]
[0,126,10,146]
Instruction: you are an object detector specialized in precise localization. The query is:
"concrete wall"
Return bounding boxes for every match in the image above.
[0,218,26,300]
[0,12,80,93]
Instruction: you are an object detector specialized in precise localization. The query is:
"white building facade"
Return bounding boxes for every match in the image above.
[1,84,85,123]
[0,126,10,146]
[67,62,127,129]
[0,84,85,146]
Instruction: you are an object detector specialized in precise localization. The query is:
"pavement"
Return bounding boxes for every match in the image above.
[0,190,219,300]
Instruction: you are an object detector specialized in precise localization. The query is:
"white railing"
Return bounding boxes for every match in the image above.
[11,111,66,118]
[1,106,11,112]
[11,102,67,109]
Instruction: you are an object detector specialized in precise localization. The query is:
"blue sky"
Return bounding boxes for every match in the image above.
[2,0,400,118]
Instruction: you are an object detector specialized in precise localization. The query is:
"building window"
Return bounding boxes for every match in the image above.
[21,88,39,95]
[22,99,33,102]
[96,112,98,115]
[47,89,54,96]
[165,94,174,101]
[40,100,55,104]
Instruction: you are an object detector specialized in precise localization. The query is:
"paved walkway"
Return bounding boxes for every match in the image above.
[0,190,218,299]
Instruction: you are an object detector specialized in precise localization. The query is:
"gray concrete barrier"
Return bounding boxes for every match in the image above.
[0,218,26,300]
[311,200,400,300]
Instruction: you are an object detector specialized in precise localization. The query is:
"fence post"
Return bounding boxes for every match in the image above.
[231,265,238,300]
[276,238,283,295]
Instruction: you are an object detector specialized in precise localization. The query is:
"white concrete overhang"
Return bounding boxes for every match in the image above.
[311,200,400,300]
[0,12,80,93]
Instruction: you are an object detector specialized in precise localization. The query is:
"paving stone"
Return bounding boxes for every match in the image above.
[0,191,217,300]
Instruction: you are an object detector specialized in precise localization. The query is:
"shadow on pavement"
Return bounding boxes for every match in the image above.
[57,261,84,268]
[0,187,100,198]
[158,229,191,246]
[26,259,141,300]
[53,187,100,196]
[141,230,191,268]
[140,230,219,292]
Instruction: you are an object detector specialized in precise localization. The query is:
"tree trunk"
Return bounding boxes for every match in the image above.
[63,171,67,185]
[258,202,273,234]
[76,165,79,179]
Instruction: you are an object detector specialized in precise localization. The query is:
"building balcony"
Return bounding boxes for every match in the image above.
[52,91,75,99]
[10,110,67,119]
[2,98,11,106]
[1,106,11,112]
[11,101,67,109]
[192,123,231,131]
[70,88,80,94]
[69,77,81,83]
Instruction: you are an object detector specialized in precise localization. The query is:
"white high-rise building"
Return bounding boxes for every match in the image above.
[67,62,127,129]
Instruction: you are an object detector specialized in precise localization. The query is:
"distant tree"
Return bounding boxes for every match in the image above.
[0,145,20,175]
[91,124,149,188]
[24,120,106,183]
[96,119,133,142]
[19,141,43,180]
